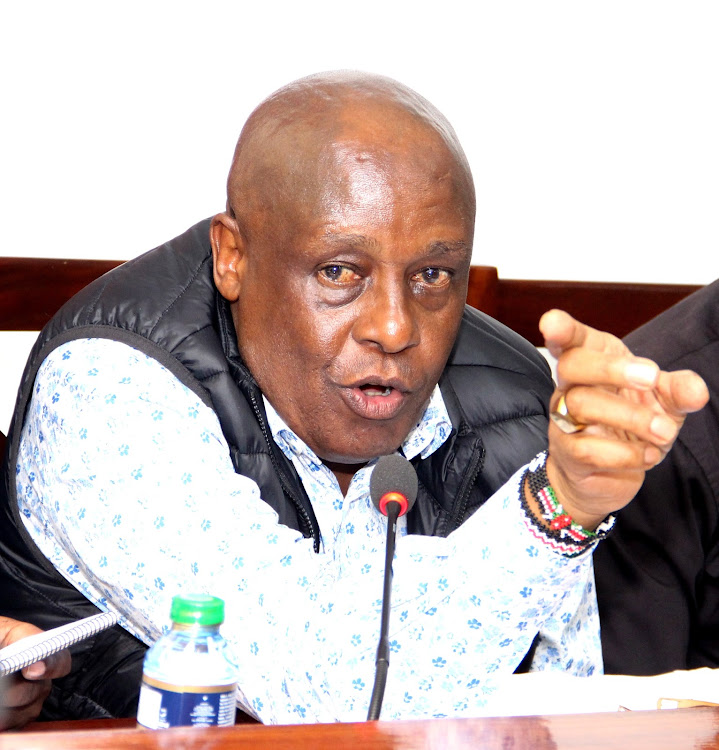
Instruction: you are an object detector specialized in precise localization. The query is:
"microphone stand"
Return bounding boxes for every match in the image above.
[367,502,399,721]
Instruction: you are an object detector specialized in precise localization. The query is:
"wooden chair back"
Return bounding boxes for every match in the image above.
[467,266,700,346]
[0,258,124,331]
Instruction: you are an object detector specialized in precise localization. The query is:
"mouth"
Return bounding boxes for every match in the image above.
[341,378,410,420]
[359,384,393,397]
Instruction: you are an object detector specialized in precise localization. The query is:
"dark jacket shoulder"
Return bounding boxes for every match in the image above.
[596,280,719,674]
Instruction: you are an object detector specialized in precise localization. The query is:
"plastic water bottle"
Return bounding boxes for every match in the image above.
[136,594,238,729]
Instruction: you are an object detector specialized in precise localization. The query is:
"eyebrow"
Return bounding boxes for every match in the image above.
[426,240,472,256]
[320,232,378,248]
[320,234,471,256]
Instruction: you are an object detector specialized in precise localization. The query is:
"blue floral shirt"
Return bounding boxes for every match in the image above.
[17,338,603,724]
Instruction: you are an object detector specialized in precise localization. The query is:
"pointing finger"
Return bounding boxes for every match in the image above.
[540,309,628,360]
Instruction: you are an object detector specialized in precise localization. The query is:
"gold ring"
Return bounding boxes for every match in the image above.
[550,393,587,435]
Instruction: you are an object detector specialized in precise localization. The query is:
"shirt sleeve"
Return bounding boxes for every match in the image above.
[17,338,603,724]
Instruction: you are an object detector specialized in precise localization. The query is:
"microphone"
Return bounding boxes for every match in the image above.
[369,453,418,519]
[366,454,418,721]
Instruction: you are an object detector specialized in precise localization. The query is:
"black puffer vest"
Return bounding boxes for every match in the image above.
[0,219,552,719]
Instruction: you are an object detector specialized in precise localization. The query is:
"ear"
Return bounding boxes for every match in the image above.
[210,213,245,303]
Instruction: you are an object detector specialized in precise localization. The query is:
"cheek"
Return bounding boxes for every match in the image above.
[310,314,352,357]
[418,303,465,362]
[236,296,347,388]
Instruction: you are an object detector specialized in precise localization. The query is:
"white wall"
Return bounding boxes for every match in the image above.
[2,1,718,431]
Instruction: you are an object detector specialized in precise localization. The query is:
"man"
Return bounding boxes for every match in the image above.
[595,279,719,675]
[0,71,707,723]
[0,618,71,730]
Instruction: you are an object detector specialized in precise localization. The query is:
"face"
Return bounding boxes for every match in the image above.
[212,127,473,466]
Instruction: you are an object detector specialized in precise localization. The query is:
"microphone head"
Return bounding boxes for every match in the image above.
[370,454,418,517]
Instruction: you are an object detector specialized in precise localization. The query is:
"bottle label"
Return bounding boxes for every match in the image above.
[137,675,237,729]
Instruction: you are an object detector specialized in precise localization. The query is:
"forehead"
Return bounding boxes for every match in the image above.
[236,88,475,239]
[281,134,474,253]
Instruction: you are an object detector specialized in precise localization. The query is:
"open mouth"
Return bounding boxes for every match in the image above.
[342,381,407,420]
[359,384,393,397]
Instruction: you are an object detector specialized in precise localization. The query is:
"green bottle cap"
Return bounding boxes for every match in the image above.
[170,594,225,626]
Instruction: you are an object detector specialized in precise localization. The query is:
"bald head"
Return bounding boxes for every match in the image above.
[210,71,476,471]
[225,71,475,241]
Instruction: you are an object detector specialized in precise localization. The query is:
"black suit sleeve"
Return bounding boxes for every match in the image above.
[594,436,719,675]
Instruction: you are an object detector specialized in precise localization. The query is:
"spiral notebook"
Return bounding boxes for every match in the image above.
[0,612,119,677]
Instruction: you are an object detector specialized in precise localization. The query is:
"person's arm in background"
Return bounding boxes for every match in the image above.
[0,617,71,730]
[593,279,719,675]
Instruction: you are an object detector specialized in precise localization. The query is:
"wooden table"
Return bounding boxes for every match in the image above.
[4,709,719,749]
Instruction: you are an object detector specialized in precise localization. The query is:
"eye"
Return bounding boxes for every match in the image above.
[318,264,360,285]
[412,267,452,287]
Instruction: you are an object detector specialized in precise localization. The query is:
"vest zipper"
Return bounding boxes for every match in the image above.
[246,390,321,553]
[447,439,485,535]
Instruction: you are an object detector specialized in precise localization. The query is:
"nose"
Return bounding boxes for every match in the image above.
[352,278,420,354]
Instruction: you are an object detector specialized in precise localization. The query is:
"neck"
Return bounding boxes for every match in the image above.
[324,460,368,496]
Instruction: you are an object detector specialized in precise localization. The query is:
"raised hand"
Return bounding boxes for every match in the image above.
[539,309,709,530]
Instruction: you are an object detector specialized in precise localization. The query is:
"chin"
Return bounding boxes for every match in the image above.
[311,412,420,465]
[320,438,405,466]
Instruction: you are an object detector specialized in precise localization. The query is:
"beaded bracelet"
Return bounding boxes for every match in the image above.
[520,453,614,556]
[528,469,597,544]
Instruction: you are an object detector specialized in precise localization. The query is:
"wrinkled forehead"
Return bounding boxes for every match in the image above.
[314,133,474,232]
[231,98,475,238]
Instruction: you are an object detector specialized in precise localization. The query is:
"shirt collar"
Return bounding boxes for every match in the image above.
[264,385,453,467]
